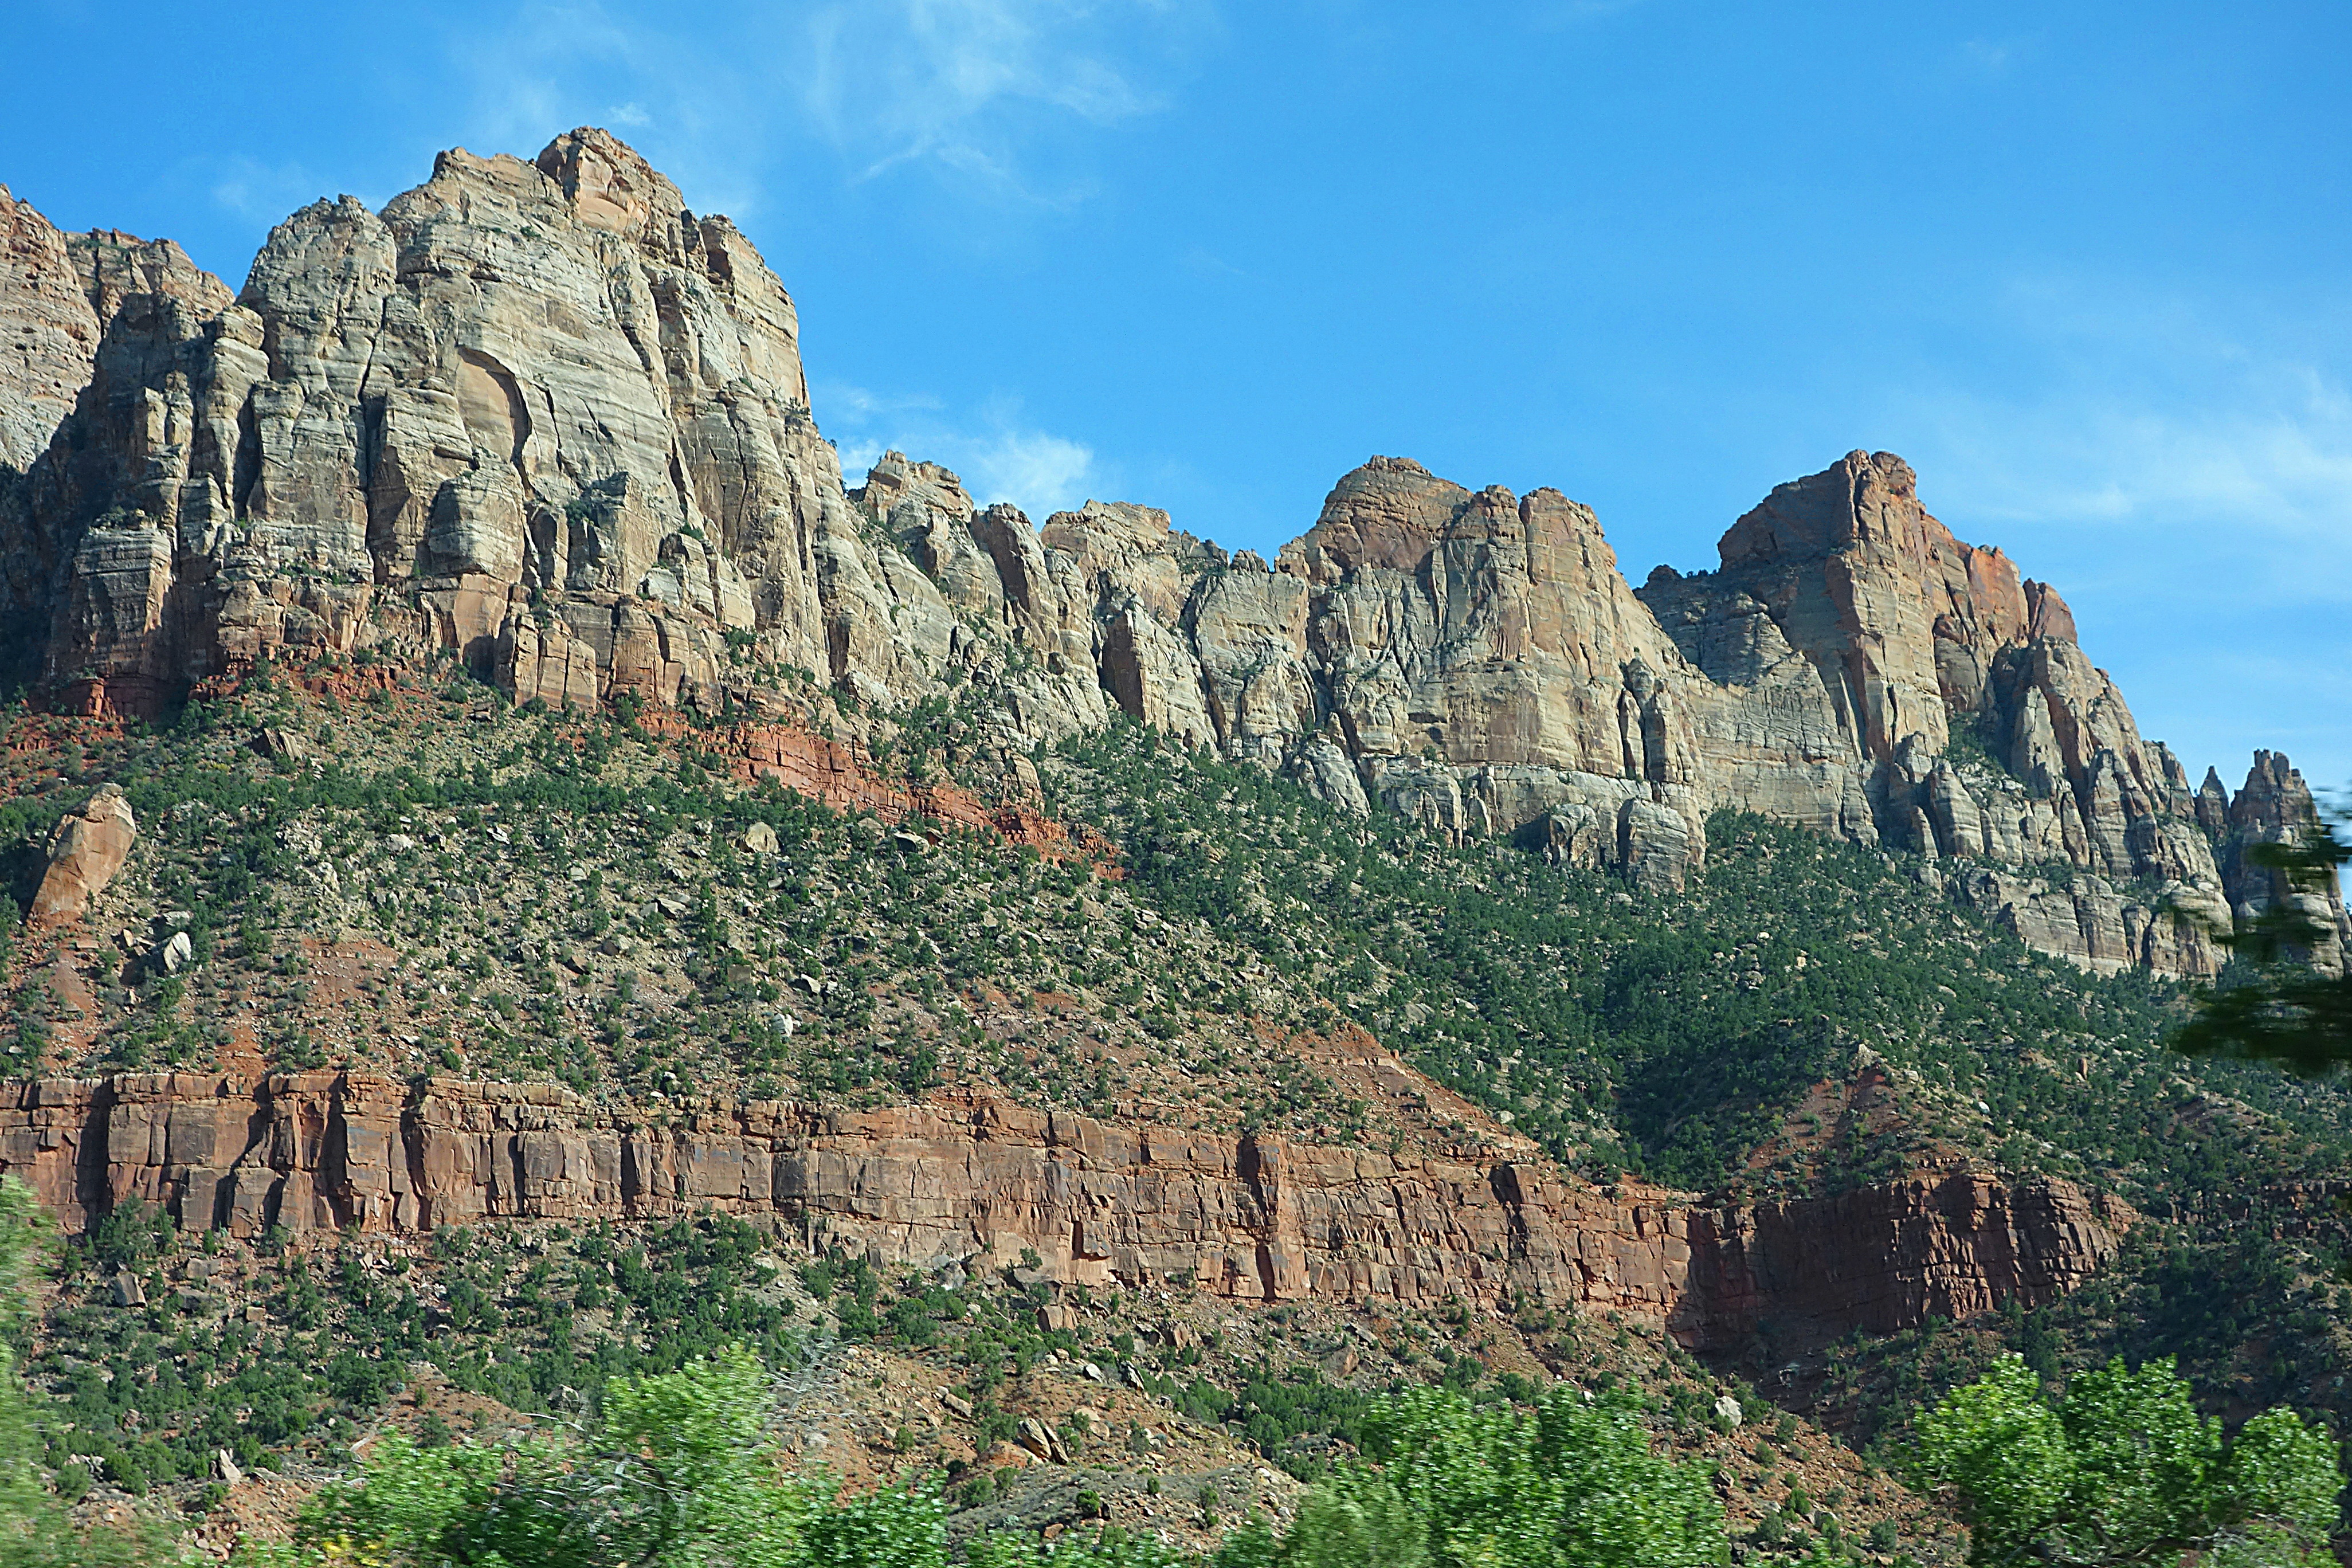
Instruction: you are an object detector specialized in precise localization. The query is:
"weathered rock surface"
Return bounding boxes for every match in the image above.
[0,188,229,471]
[858,445,2269,955]
[0,1072,2124,1351]
[0,134,2331,970]
[2,130,959,723]
[1684,1171,2134,1355]
[0,186,100,472]
[2216,750,2352,975]
[26,784,137,927]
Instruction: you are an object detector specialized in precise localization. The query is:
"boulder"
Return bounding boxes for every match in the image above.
[28,785,137,927]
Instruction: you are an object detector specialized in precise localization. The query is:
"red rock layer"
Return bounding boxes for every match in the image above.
[0,1074,2126,1351]
[697,718,1116,866]
[1682,1173,2135,1354]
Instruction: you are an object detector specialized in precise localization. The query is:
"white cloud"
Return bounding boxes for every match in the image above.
[960,427,1098,515]
[1883,281,2352,786]
[1910,361,2352,607]
[821,381,1100,519]
[414,0,1198,224]
[804,0,1196,200]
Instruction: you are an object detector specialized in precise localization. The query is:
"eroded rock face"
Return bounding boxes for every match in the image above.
[3,130,956,722]
[1684,1171,2134,1357]
[0,136,2322,970]
[26,784,137,927]
[1687,452,2035,759]
[0,187,230,472]
[0,1073,2124,1350]
[2219,751,2352,975]
[892,446,2249,946]
[0,186,101,472]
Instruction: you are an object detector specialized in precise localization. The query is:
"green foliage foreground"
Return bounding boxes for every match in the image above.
[1911,1353,2341,1567]
[237,1344,947,1568]
[227,1353,1726,1568]
[1214,1385,1728,1568]
[0,1182,161,1568]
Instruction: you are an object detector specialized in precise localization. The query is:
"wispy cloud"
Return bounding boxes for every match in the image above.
[418,0,1199,222]
[1905,318,2352,608]
[822,381,1101,518]
[1888,276,2352,784]
[1960,37,2019,72]
[210,156,355,222]
[803,0,1199,201]
[959,426,1099,515]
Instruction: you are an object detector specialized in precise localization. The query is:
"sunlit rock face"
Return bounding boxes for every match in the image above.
[1,128,959,720]
[0,1072,2127,1356]
[3,132,2330,973]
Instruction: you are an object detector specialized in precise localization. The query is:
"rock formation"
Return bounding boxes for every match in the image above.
[26,784,137,927]
[0,1071,2125,1355]
[0,131,965,723]
[1684,1171,2134,1355]
[1,187,229,471]
[2212,750,2352,975]
[0,132,2333,973]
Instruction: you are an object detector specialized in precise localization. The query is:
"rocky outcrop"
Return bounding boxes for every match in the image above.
[26,784,136,927]
[845,445,2252,944]
[694,716,1110,863]
[0,188,229,471]
[2216,751,2351,975]
[0,135,2320,969]
[1684,1171,2134,1357]
[1,186,101,472]
[1664,453,2039,760]
[0,1072,2126,1351]
[3,131,961,721]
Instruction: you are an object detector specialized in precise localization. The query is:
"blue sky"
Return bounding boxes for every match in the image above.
[3,1,2346,793]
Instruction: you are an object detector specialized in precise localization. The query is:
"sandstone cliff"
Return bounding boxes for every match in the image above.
[0,131,967,725]
[0,186,229,471]
[26,782,136,927]
[0,132,2333,973]
[0,1070,2125,1355]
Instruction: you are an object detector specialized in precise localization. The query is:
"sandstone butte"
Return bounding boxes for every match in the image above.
[0,130,2336,1348]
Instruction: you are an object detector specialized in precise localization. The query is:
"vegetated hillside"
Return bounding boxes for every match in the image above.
[29,1200,1969,1564]
[1,651,2347,1561]
[1054,721,2352,1208]
[0,658,1357,1137]
[0,658,1997,1564]
[1049,720,2352,1469]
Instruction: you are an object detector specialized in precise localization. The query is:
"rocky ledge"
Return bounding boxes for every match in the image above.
[0,1072,2128,1355]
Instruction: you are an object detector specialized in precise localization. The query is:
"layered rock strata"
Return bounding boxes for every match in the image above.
[862,445,2274,965]
[0,186,229,470]
[1683,1172,2134,1355]
[0,134,2331,970]
[0,1072,2126,1353]
[1,131,965,723]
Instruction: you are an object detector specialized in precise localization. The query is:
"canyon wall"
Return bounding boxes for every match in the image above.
[1,131,2339,973]
[0,1071,2126,1354]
